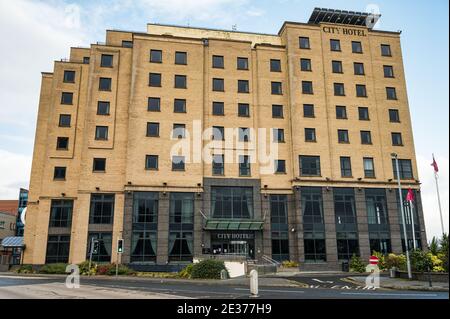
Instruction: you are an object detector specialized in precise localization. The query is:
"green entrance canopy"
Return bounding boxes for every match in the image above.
[204,219,264,231]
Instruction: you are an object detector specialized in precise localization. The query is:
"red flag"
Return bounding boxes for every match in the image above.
[431,155,439,173]
[406,188,415,202]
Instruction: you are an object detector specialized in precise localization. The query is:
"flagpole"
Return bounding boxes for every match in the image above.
[432,153,445,236]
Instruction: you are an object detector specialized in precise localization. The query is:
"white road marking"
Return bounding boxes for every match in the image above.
[341,292,439,297]
[234,288,304,293]
[312,278,334,284]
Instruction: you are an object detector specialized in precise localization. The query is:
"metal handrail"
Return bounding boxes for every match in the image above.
[261,255,281,267]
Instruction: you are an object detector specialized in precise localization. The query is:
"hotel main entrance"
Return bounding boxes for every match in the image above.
[210,232,255,259]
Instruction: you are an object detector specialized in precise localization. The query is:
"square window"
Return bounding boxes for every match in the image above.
[63,71,75,83]
[238,103,250,117]
[174,99,186,113]
[392,132,403,146]
[122,40,133,48]
[238,80,249,93]
[95,126,108,140]
[303,104,314,117]
[270,59,281,72]
[56,137,69,150]
[173,124,186,139]
[271,82,282,95]
[145,155,158,170]
[389,109,400,122]
[381,44,392,56]
[272,105,283,118]
[386,87,397,100]
[83,57,90,64]
[384,65,394,78]
[273,128,285,142]
[61,92,73,105]
[146,122,159,137]
[97,101,110,115]
[275,160,286,173]
[175,75,187,88]
[330,39,341,51]
[332,60,343,73]
[175,51,187,65]
[150,50,162,63]
[93,158,106,172]
[237,57,248,70]
[336,106,347,119]
[239,127,250,142]
[59,114,71,127]
[100,54,113,67]
[147,98,160,112]
[212,102,224,115]
[54,167,66,179]
[299,156,321,176]
[212,55,224,68]
[305,128,316,142]
[300,58,312,71]
[149,73,161,87]
[334,83,345,96]
[358,107,369,120]
[354,62,365,75]
[352,41,363,53]
[338,130,349,143]
[99,77,112,91]
[212,126,225,140]
[212,78,224,91]
[360,131,372,144]
[172,156,185,171]
[302,81,313,94]
[356,84,367,97]
[299,37,310,49]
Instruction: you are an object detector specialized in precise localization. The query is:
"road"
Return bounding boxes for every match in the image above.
[0,273,447,299]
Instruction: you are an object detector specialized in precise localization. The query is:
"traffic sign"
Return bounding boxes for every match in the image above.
[369,255,379,265]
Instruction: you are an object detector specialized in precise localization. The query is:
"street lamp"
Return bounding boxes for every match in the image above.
[391,152,412,279]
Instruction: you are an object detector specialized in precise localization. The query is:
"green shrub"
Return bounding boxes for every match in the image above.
[430,254,445,272]
[385,253,406,271]
[178,264,194,279]
[410,249,433,272]
[17,264,33,274]
[281,260,299,268]
[105,264,135,276]
[349,255,365,273]
[439,233,448,272]
[78,260,97,275]
[39,263,68,274]
[191,259,228,279]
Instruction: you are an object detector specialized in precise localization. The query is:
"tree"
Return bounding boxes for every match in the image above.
[429,237,439,255]
[439,233,449,272]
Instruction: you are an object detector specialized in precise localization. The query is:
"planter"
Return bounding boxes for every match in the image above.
[396,271,449,282]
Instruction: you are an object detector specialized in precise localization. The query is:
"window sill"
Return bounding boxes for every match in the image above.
[145,168,159,171]
[92,170,106,173]
[149,85,162,88]
[53,178,66,181]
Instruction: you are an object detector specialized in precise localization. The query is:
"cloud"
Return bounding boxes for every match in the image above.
[417,154,449,240]
[0,149,31,199]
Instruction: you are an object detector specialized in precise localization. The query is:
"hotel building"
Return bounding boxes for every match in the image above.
[24,8,427,270]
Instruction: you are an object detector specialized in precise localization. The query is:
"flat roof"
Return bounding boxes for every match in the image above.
[308,7,381,29]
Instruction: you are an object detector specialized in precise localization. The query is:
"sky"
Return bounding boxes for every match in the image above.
[0,0,448,240]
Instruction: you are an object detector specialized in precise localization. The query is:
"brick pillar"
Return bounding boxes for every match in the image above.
[194,194,203,258]
[156,193,169,264]
[294,188,304,263]
[262,195,271,257]
[355,189,370,261]
[322,187,338,268]
[386,189,402,254]
[122,192,133,264]
[415,191,428,249]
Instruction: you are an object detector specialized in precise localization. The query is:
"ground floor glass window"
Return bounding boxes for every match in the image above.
[131,231,157,262]
[168,232,193,262]
[271,231,289,262]
[46,235,70,263]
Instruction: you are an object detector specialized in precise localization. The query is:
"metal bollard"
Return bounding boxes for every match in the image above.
[249,269,259,298]
[220,269,228,280]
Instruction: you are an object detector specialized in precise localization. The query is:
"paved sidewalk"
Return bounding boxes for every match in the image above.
[347,276,449,292]
[0,272,304,288]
